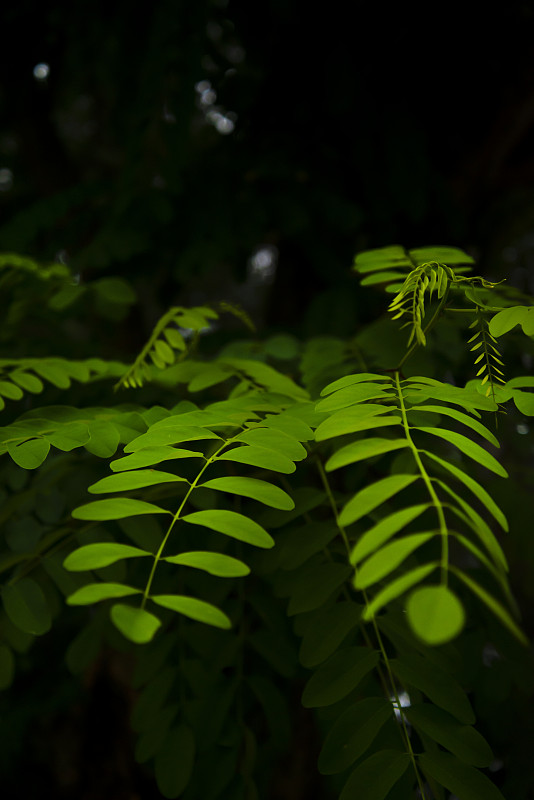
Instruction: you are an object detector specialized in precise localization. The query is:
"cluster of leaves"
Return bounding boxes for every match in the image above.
[0,246,533,799]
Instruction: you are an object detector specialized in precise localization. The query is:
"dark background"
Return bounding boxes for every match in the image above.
[2,3,534,798]
[2,2,534,342]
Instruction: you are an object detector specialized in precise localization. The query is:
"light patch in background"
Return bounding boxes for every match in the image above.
[33,62,50,81]
[516,423,529,435]
[248,246,278,283]
[0,168,13,191]
[390,690,411,722]
[195,79,237,135]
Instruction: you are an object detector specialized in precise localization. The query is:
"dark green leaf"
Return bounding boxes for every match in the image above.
[339,750,410,800]
[319,697,393,774]
[2,578,51,635]
[407,703,493,767]
[302,646,379,708]
[155,724,195,799]
[390,654,475,723]
[419,750,506,800]
[0,645,15,689]
[287,562,352,615]
[299,601,362,668]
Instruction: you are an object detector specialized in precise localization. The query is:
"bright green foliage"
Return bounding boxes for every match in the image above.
[0,246,531,799]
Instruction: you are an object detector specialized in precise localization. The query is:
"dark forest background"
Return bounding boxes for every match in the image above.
[2,2,534,798]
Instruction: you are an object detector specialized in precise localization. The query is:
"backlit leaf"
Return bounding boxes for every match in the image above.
[72,498,170,520]
[325,437,408,471]
[407,585,465,645]
[67,583,141,605]
[452,568,528,645]
[151,594,231,628]
[362,563,438,620]
[163,551,250,577]
[88,469,188,493]
[7,438,50,469]
[339,475,418,527]
[110,446,204,471]
[216,445,296,473]
[182,510,274,548]
[354,533,433,589]
[63,543,151,571]
[200,476,294,510]
[352,504,430,565]
[418,427,507,477]
[110,604,162,644]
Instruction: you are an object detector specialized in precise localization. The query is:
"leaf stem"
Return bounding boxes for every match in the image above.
[394,372,449,584]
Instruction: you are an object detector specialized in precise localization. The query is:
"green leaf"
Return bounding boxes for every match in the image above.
[315,383,394,413]
[32,362,71,388]
[409,246,474,265]
[0,645,15,689]
[124,425,221,453]
[72,498,170,520]
[352,504,430,565]
[85,420,120,457]
[7,438,50,469]
[151,595,231,629]
[419,751,506,800]
[45,422,90,451]
[317,414,402,442]
[10,371,44,393]
[110,604,162,644]
[0,381,23,400]
[278,522,337,569]
[422,451,508,531]
[407,703,493,767]
[182,510,274,548]
[354,533,433,590]
[110,446,204,471]
[339,750,411,800]
[489,305,534,337]
[452,568,528,645]
[155,724,195,799]
[216,444,296,474]
[287,562,352,615]
[302,646,379,708]
[362,563,438,620]
[163,551,250,577]
[418,427,507,477]
[436,480,508,572]
[188,366,230,392]
[320,373,391,396]
[261,413,314,441]
[339,475,418,527]
[409,404,499,447]
[407,585,465,645]
[512,388,534,416]
[200,476,294,510]
[299,601,362,668]
[2,578,52,635]
[67,583,141,605]
[88,469,188,494]
[319,697,393,774]
[390,653,475,723]
[233,427,307,460]
[63,543,151,571]
[326,437,408,471]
